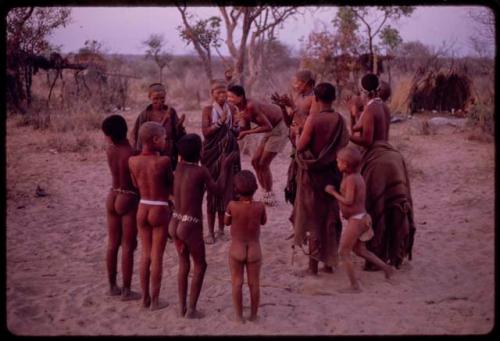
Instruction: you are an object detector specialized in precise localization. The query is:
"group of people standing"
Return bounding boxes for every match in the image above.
[100,69,415,322]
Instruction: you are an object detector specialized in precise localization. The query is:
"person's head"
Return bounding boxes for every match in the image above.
[234,170,258,197]
[378,80,391,102]
[336,146,362,173]
[210,79,228,105]
[101,114,128,145]
[177,133,202,163]
[227,84,246,106]
[148,83,166,110]
[314,82,336,105]
[292,69,315,94]
[360,73,379,100]
[138,121,166,152]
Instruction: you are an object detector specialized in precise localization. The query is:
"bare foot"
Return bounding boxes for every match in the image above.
[179,305,187,318]
[249,314,259,322]
[338,286,362,294]
[108,285,122,296]
[142,295,151,308]
[185,308,204,319]
[216,230,227,241]
[150,299,169,311]
[121,288,141,301]
[204,234,215,245]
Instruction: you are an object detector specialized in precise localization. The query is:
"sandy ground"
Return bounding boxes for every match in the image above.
[5,109,495,336]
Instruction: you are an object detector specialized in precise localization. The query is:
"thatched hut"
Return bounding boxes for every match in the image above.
[409,71,471,113]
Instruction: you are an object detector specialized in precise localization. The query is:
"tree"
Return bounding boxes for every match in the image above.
[143,34,172,83]
[337,6,414,73]
[7,7,71,109]
[468,7,495,58]
[177,5,222,84]
[219,6,299,92]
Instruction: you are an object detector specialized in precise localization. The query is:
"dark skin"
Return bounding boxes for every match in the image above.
[292,97,344,274]
[224,194,266,323]
[169,152,238,319]
[271,76,318,130]
[136,90,186,155]
[325,157,394,293]
[128,132,173,310]
[201,87,239,241]
[227,92,283,193]
[104,137,140,300]
[350,92,391,147]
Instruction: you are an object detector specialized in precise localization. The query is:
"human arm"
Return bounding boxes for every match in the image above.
[295,116,313,153]
[260,204,267,225]
[201,106,223,138]
[324,178,355,206]
[224,201,233,226]
[349,108,374,147]
[271,92,294,127]
[128,158,138,189]
[237,105,273,140]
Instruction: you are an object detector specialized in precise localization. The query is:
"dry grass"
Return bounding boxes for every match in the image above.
[388,73,414,115]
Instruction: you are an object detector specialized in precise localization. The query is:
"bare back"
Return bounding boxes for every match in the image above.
[248,100,283,128]
[173,163,215,219]
[129,155,173,201]
[226,200,266,263]
[106,144,136,191]
[298,111,343,157]
[339,173,366,219]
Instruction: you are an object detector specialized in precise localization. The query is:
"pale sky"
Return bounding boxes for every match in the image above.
[46,5,493,57]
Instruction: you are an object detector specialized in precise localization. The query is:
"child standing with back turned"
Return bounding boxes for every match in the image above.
[224,170,266,322]
[101,115,141,301]
[325,146,394,293]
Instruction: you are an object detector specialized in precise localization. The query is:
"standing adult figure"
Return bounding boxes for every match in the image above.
[227,85,288,206]
[292,82,349,275]
[271,69,318,211]
[350,73,416,269]
[130,83,186,170]
[200,80,242,244]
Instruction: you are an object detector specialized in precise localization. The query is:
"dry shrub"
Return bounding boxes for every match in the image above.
[46,131,99,153]
[389,74,414,115]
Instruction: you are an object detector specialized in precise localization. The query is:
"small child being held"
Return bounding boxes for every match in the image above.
[169,133,237,318]
[128,121,174,310]
[101,114,140,301]
[325,146,394,293]
[224,170,266,322]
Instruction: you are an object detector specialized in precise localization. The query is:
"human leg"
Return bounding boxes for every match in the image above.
[177,242,190,317]
[354,242,394,279]
[338,219,363,293]
[106,208,122,296]
[229,256,245,322]
[205,207,216,244]
[259,150,278,193]
[138,216,152,307]
[121,211,140,300]
[186,238,207,318]
[150,223,169,310]
[247,260,261,321]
